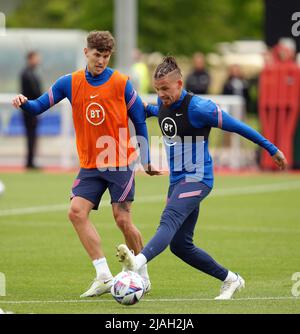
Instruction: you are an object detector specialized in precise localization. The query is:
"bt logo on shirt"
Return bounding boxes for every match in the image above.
[86,102,106,126]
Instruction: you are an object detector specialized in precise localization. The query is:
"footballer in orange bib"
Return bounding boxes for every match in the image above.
[13,31,160,298]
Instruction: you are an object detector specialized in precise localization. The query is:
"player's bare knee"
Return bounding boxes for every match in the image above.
[68,206,86,224]
[115,216,131,232]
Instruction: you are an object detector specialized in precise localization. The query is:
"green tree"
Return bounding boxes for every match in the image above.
[6,0,263,55]
[6,0,113,30]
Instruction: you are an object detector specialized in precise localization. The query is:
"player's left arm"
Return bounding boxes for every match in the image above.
[125,81,161,175]
[190,98,288,170]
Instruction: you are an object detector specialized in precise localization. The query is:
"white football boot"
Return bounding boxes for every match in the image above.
[143,279,151,294]
[117,244,151,293]
[215,274,245,300]
[80,277,113,298]
[116,244,137,272]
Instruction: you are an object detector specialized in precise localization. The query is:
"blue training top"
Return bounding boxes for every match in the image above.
[146,89,278,188]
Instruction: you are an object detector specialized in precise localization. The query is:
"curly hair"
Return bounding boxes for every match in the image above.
[87,31,115,53]
[154,56,182,79]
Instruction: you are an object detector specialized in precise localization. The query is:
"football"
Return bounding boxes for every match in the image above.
[111,271,145,306]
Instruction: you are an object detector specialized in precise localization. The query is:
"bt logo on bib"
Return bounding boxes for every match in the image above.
[86,102,105,126]
[161,117,177,138]
[161,117,178,146]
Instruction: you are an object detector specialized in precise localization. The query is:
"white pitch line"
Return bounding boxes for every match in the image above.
[212,181,300,197]
[0,204,69,216]
[202,225,300,234]
[0,296,299,305]
[0,181,300,217]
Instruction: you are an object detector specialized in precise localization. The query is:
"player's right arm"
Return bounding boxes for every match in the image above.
[12,74,71,114]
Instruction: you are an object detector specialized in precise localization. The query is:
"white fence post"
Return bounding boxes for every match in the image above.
[60,100,74,169]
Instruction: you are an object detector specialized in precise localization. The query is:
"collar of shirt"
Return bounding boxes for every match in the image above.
[85,66,114,86]
[158,89,187,110]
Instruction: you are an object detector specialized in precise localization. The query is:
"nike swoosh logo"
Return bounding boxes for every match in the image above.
[90,94,99,99]
[176,113,183,116]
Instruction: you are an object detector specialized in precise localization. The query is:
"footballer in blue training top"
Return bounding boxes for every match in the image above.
[116,56,287,300]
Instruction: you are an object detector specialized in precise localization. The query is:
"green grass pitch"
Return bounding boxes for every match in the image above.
[0,171,299,314]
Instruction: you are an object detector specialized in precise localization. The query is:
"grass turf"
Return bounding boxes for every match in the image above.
[0,171,299,314]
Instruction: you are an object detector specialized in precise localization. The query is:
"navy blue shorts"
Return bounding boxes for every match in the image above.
[70,168,135,210]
